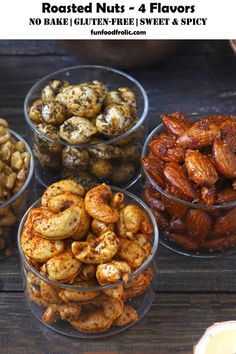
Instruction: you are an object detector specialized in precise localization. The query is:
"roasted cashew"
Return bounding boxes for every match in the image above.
[27,273,61,307]
[124,267,153,298]
[97,294,124,320]
[59,279,99,303]
[111,192,125,210]
[40,248,82,283]
[113,306,138,327]
[79,264,96,280]
[91,219,114,236]
[21,221,64,262]
[116,204,143,239]
[43,303,82,324]
[139,210,154,236]
[85,184,119,224]
[116,204,153,239]
[27,278,51,308]
[72,231,119,264]
[96,260,131,285]
[134,233,153,260]
[103,284,125,301]
[47,193,91,240]
[33,206,81,240]
[70,310,113,333]
[85,232,97,242]
[41,179,84,206]
[117,238,145,269]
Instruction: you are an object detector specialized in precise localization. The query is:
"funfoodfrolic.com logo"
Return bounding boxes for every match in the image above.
[91,29,146,36]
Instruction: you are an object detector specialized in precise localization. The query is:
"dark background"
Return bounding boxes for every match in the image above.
[0,40,236,353]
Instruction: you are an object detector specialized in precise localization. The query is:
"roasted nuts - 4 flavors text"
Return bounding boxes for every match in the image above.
[21,180,154,334]
[142,112,236,252]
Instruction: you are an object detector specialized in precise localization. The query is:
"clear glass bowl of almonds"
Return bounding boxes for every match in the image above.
[24,65,149,190]
[0,118,34,259]
[18,180,158,338]
[141,112,236,258]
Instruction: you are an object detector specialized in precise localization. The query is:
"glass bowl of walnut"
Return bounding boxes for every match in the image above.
[24,65,149,190]
[141,112,236,258]
[0,118,34,259]
[18,180,158,338]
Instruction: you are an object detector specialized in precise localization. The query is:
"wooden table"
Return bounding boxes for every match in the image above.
[0,40,236,354]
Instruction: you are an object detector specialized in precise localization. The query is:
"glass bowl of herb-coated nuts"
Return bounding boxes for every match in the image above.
[24,65,149,190]
[0,118,34,259]
[18,180,158,338]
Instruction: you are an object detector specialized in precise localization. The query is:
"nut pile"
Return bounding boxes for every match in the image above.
[0,118,31,258]
[29,79,141,186]
[142,112,236,252]
[21,180,154,333]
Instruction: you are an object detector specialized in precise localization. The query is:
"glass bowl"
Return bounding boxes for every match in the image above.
[0,130,34,260]
[141,115,236,258]
[17,186,159,338]
[24,65,149,190]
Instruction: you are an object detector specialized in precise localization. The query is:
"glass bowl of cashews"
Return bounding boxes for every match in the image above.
[141,112,236,258]
[18,180,158,338]
[24,65,149,190]
[0,118,34,259]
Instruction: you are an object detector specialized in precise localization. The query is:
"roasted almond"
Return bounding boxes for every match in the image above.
[203,233,236,251]
[177,122,221,149]
[220,120,236,152]
[185,150,218,186]
[164,162,198,200]
[141,157,165,187]
[201,186,217,206]
[161,185,190,219]
[217,189,236,204]
[149,134,185,163]
[213,139,236,179]
[166,232,199,251]
[186,209,212,245]
[150,208,169,230]
[161,112,191,137]
[213,207,236,236]
[144,188,165,211]
[169,218,186,233]
[199,115,235,127]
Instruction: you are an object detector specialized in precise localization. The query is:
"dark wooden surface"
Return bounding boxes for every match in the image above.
[0,40,236,353]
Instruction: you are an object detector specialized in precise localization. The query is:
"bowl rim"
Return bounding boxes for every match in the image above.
[141,115,236,210]
[0,129,34,208]
[17,185,159,291]
[24,65,149,148]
